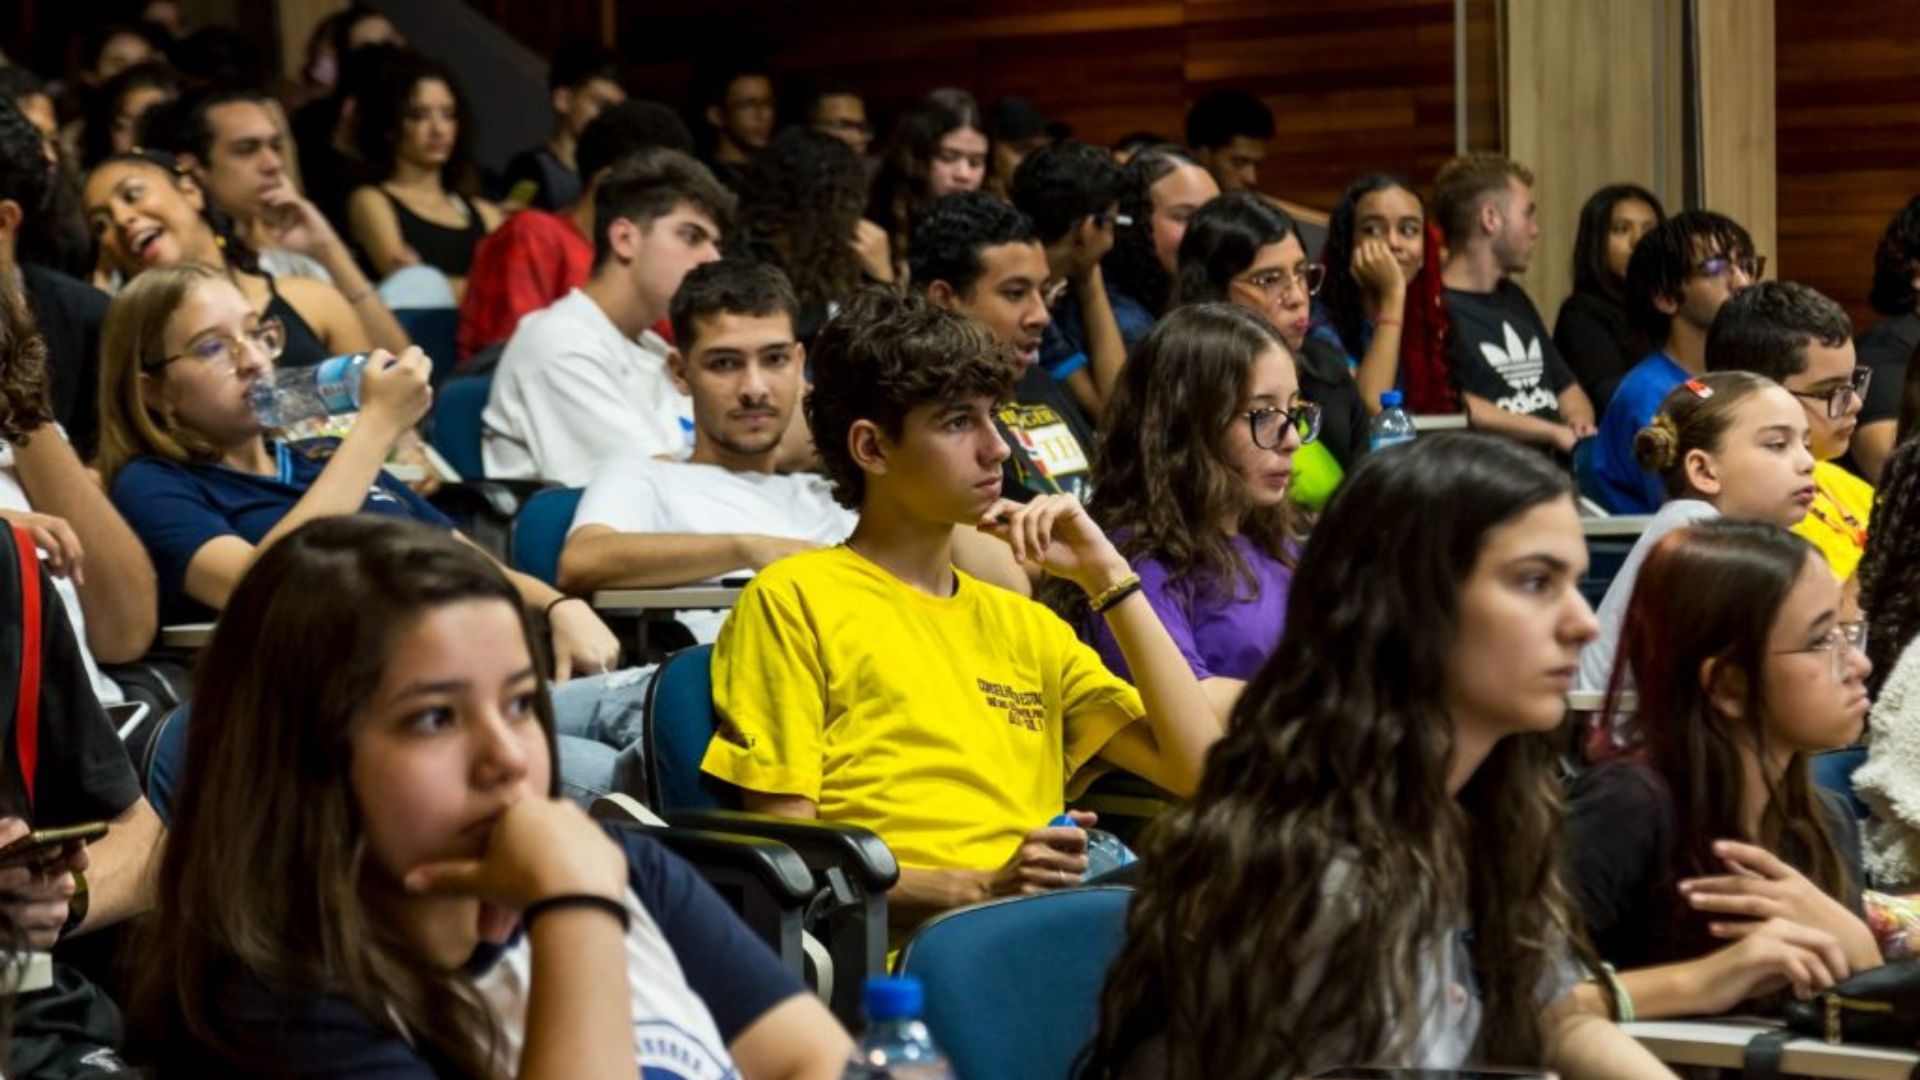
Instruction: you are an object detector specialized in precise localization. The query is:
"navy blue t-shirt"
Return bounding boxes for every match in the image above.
[151,827,803,1077]
[111,439,452,623]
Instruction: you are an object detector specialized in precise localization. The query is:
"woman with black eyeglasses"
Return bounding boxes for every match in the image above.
[1173,192,1367,510]
[1059,303,1314,718]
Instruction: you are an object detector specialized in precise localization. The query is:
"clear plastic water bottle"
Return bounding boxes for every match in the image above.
[249,352,370,428]
[1368,389,1417,452]
[843,977,954,1079]
[1049,813,1138,881]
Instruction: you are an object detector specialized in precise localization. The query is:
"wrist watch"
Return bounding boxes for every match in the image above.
[59,869,87,940]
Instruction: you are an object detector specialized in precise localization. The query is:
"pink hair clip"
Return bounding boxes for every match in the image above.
[1685,379,1714,399]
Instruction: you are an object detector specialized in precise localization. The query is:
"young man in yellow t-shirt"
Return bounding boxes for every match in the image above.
[1706,281,1874,581]
[700,289,1218,931]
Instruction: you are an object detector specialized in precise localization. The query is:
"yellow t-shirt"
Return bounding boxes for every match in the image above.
[1794,461,1873,581]
[701,545,1144,872]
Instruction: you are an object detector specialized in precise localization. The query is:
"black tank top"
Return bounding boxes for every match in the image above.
[261,273,330,369]
[380,187,487,277]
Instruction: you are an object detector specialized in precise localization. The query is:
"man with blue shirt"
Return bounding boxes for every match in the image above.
[1587,211,1757,512]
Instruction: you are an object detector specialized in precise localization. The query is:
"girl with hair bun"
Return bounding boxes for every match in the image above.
[1577,370,1816,696]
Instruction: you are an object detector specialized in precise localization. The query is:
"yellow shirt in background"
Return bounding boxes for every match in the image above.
[702,545,1144,872]
[1795,461,1873,581]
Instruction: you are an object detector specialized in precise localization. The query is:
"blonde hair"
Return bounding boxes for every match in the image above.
[1433,153,1535,246]
[96,262,228,485]
[1631,370,1780,498]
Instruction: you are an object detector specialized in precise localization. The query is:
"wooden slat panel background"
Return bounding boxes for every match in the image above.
[467,0,1475,213]
[1775,0,1920,328]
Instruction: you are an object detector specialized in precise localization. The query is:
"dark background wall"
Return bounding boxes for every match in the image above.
[466,0,1493,214]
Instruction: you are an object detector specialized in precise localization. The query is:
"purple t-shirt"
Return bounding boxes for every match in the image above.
[1089,536,1294,682]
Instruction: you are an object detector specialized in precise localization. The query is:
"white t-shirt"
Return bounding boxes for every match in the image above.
[572,450,857,641]
[482,289,692,485]
[0,443,121,707]
[1576,498,1721,693]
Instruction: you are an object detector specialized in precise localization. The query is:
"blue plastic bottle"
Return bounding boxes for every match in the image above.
[1049,813,1139,881]
[249,352,369,428]
[842,977,955,1079]
[1368,389,1417,452]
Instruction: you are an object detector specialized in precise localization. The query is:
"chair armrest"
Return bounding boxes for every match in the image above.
[663,809,900,891]
[633,823,817,906]
[429,480,522,520]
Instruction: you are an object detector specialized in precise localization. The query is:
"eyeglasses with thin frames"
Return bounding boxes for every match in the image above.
[1237,262,1327,301]
[1773,619,1867,683]
[1245,402,1322,449]
[145,316,286,374]
[1787,366,1872,420]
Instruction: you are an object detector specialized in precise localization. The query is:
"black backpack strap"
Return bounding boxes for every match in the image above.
[1743,1027,1793,1080]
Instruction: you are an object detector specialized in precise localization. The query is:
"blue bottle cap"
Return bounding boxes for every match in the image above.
[864,976,925,1022]
[1048,813,1081,828]
[1380,389,1404,408]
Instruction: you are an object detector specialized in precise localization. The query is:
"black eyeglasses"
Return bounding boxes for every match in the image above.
[1246,403,1321,449]
[1693,252,1767,281]
[1788,366,1872,420]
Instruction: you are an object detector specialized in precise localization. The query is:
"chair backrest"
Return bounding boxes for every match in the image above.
[432,374,491,481]
[896,887,1133,1080]
[1812,744,1871,821]
[392,307,461,385]
[510,488,584,586]
[643,644,733,811]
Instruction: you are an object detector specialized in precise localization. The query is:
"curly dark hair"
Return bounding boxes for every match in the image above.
[907,191,1036,296]
[1010,140,1124,246]
[1861,435,1920,698]
[81,59,181,170]
[804,288,1018,509]
[1318,174,1459,414]
[0,264,54,444]
[1626,210,1751,347]
[1102,143,1200,317]
[733,127,867,325]
[1089,303,1298,589]
[1082,432,1583,1078]
[1869,196,1920,318]
[1704,281,1852,382]
[0,98,52,215]
[353,52,479,195]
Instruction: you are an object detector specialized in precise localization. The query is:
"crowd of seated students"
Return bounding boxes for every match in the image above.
[7,9,1920,1075]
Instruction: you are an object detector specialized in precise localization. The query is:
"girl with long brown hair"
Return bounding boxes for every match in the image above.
[131,515,848,1076]
[1077,303,1308,718]
[1081,433,1668,1078]
[1568,521,1878,1018]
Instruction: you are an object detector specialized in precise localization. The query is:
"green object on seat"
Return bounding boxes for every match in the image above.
[1289,438,1345,511]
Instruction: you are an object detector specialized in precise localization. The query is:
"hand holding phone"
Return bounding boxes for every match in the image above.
[0,821,108,867]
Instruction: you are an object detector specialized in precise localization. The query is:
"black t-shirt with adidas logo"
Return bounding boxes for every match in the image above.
[1445,280,1576,422]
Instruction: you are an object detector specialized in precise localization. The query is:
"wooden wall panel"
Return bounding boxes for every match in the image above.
[467,0,1473,214]
[1696,0,1776,294]
[1776,0,1920,329]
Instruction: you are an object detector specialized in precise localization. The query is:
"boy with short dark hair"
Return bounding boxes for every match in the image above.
[702,288,1216,929]
[502,41,627,212]
[1707,280,1873,579]
[483,148,734,484]
[911,192,1094,499]
[1587,211,1757,512]
[1185,88,1273,194]
[1010,140,1128,415]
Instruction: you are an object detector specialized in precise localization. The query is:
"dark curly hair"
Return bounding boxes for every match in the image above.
[804,288,1018,509]
[1626,210,1751,347]
[0,262,55,444]
[1082,432,1583,1078]
[733,127,867,329]
[1103,143,1201,318]
[1861,435,1920,698]
[0,98,52,216]
[575,99,693,183]
[907,192,1037,297]
[353,52,479,196]
[1869,196,1920,318]
[82,59,181,170]
[1704,281,1852,382]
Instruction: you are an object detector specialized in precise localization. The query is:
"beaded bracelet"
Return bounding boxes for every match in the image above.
[1090,573,1144,615]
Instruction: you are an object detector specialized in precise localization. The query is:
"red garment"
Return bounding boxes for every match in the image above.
[456,209,592,360]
